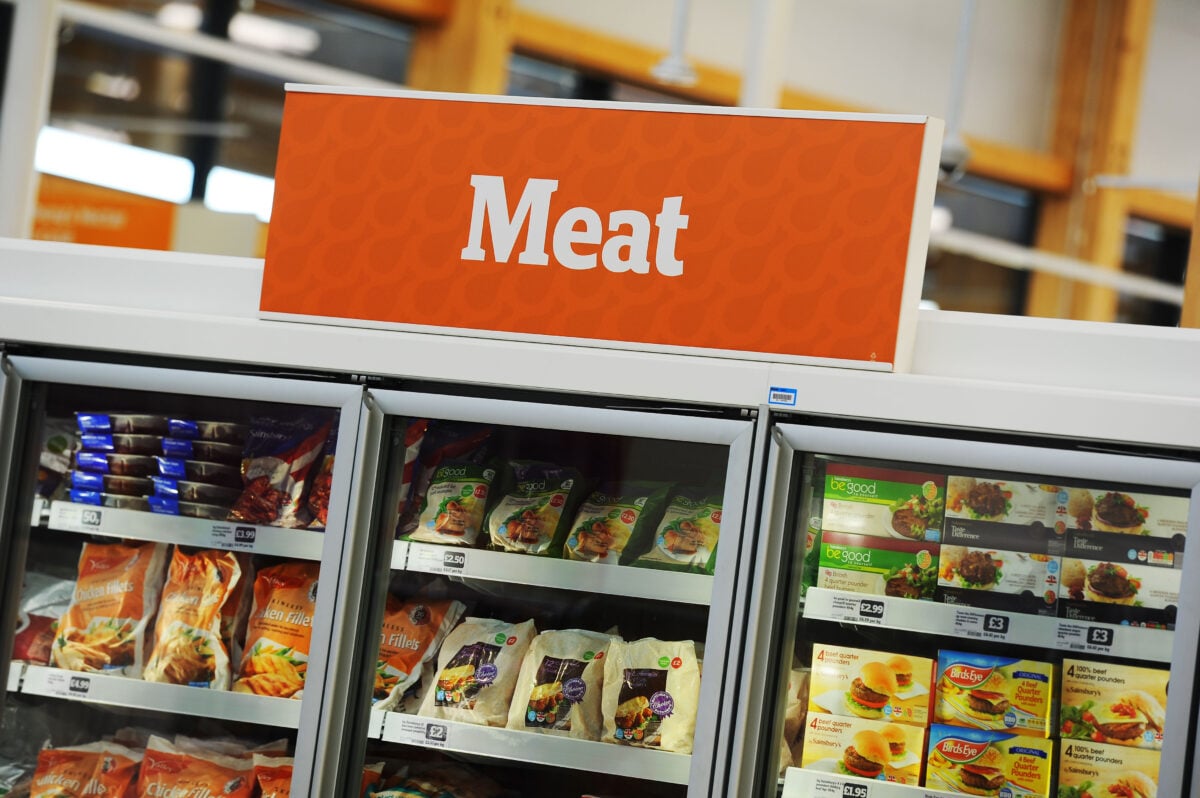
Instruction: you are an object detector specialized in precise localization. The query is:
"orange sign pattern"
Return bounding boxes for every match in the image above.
[261,92,928,364]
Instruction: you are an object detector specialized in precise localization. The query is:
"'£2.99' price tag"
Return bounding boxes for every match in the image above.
[827,594,887,626]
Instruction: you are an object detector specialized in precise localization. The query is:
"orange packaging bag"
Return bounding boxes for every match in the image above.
[136,736,253,798]
[232,561,320,699]
[53,541,168,677]
[31,741,141,798]
[373,595,465,710]
[252,754,293,797]
[144,547,241,689]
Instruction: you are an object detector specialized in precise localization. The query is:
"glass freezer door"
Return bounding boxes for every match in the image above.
[0,356,365,797]
[325,388,759,798]
[738,422,1200,798]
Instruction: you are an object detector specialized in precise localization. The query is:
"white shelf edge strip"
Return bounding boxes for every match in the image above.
[379,713,691,785]
[21,665,302,728]
[48,501,324,560]
[396,540,714,605]
[5,662,23,692]
[803,587,1171,664]
[783,767,959,798]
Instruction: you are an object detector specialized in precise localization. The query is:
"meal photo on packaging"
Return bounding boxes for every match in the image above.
[935,651,1055,738]
[1059,488,1188,538]
[601,637,700,753]
[821,463,946,542]
[925,724,1054,797]
[420,617,536,727]
[937,531,1063,617]
[232,561,320,699]
[485,460,585,555]
[817,530,939,600]
[946,477,1060,527]
[564,482,668,565]
[372,595,466,710]
[506,628,614,740]
[799,715,925,785]
[1060,659,1167,750]
[631,487,723,574]
[808,644,934,727]
[1058,738,1161,798]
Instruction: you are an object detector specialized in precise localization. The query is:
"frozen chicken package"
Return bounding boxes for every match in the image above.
[53,540,168,677]
[232,561,320,699]
[632,487,723,574]
[602,638,701,753]
[505,628,616,740]
[137,736,254,798]
[419,617,536,727]
[485,460,586,556]
[564,482,669,565]
[143,547,242,689]
[373,594,465,710]
[227,409,336,528]
[30,741,141,798]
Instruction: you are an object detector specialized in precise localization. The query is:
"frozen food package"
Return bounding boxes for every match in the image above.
[12,572,74,665]
[53,540,168,677]
[393,661,437,715]
[564,482,670,565]
[1060,659,1168,749]
[631,488,723,574]
[30,741,141,798]
[144,547,242,689]
[136,736,253,798]
[37,417,77,499]
[252,754,293,797]
[935,650,1056,737]
[925,724,1054,796]
[305,422,338,530]
[372,763,505,798]
[505,628,615,739]
[223,553,254,675]
[166,418,249,444]
[1058,738,1161,798]
[76,412,169,435]
[232,561,320,699]
[397,421,490,537]
[799,715,925,785]
[602,637,701,753]
[419,617,536,727]
[485,460,586,555]
[172,735,288,759]
[0,760,30,797]
[373,595,466,710]
[228,409,336,528]
[408,460,497,547]
[823,462,947,542]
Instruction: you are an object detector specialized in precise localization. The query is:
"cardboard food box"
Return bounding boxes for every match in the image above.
[924,724,1054,797]
[808,643,934,727]
[816,530,940,600]
[822,463,947,543]
[946,477,1060,527]
[1058,738,1161,798]
[1057,488,1187,630]
[800,714,926,786]
[1060,659,1168,750]
[935,651,1055,738]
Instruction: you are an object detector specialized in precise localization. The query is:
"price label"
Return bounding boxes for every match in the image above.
[841,782,871,798]
[33,669,95,700]
[387,716,450,749]
[1056,621,1118,655]
[826,594,887,626]
[410,545,468,575]
[1086,626,1114,649]
[952,608,1012,641]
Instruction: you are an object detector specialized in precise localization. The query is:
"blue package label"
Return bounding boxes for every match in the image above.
[155,456,188,479]
[148,495,180,515]
[80,433,115,452]
[71,471,104,491]
[161,438,194,458]
[76,414,112,433]
[70,489,103,505]
[151,475,179,497]
[75,452,110,473]
[168,419,199,439]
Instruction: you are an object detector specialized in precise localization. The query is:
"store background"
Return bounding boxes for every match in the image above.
[0,0,1197,327]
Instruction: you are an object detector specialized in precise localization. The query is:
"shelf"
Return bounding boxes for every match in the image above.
[782,767,957,798]
[377,713,691,785]
[394,541,714,605]
[803,587,1171,664]
[47,501,324,560]
[6,662,22,692]
[368,709,387,740]
[30,497,47,527]
[20,665,303,728]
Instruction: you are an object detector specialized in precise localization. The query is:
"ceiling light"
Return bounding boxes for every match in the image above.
[156,2,202,31]
[229,13,320,56]
[85,71,141,101]
[35,126,194,203]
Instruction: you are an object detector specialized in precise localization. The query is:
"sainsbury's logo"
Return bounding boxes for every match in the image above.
[945,664,994,689]
[460,175,689,277]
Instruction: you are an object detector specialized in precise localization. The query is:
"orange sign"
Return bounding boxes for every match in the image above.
[34,174,176,250]
[261,88,942,369]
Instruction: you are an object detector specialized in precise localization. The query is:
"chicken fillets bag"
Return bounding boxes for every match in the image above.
[505,628,615,740]
[53,541,168,677]
[30,742,141,798]
[143,547,242,689]
[232,561,320,699]
[419,617,536,727]
[602,638,701,753]
[136,736,253,798]
[373,595,465,710]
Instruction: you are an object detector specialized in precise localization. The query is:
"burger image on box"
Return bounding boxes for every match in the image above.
[1058,738,1160,798]
[935,651,1055,738]
[817,530,940,600]
[1057,488,1186,630]
[799,714,926,785]
[946,477,1060,527]
[1060,659,1167,750]
[821,462,946,542]
[925,723,1054,796]
[808,643,934,727]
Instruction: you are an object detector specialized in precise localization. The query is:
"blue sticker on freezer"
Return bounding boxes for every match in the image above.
[768,387,797,406]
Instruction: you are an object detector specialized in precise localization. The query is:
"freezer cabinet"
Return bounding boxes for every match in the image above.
[732,421,1200,798]
[0,355,365,797]
[320,387,762,798]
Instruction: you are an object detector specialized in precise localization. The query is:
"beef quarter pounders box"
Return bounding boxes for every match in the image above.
[924,724,1054,797]
[807,643,934,727]
[1058,738,1161,798]
[822,462,946,543]
[1060,659,1167,750]
[817,531,939,601]
[935,650,1055,738]
[800,714,926,786]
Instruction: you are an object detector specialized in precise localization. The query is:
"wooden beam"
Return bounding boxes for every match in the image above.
[407,0,514,94]
[511,9,1071,195]
[1182,178,1200,328]
[344,0,451,24]
[1122,188,1197,230]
